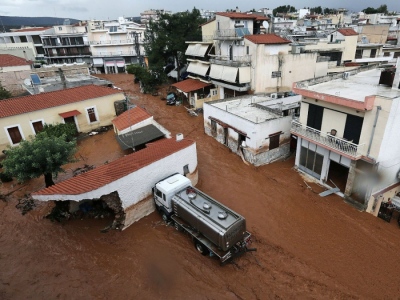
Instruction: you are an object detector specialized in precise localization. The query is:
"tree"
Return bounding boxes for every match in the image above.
[363,5,388,14]
[126,64,165,93]
[41,123,77,142]
[273,5,296,16]
[310,6,322,15]
[0,82,12,100]
[144,8,204,82]
[2,132,77,187]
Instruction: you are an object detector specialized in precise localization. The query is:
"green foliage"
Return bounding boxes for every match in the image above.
[0,82,12,100]
[144,8,204,81]
[324,8,338,15]
[126,64,165,93]
[0,171,13,183]
[2,132,77,187]
[310,6,322,15]
[273,5,296,16]
[363,5,388,14]
[41,123,77,142]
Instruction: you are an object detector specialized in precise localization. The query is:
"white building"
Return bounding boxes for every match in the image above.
[204,93,301,166]
[32,137,198,230]
[87,17,145,73]
[291,62,400,215]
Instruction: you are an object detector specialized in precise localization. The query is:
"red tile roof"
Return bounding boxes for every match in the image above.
[12,27,52,32]
[112,106,152,131]
[0,85,123,118]
[337,28,358,36]
[216,12,269,21]
[32,138,196,196]
[171,78,211,93]
[245,34,291,44]
[0,54,31,67]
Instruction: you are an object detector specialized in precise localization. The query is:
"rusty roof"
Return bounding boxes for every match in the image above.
[245,34,291,44]
[216,12,269,21]
[32,138,196,196]
[0,85,123,118]
[337,28,358,36]
[0,54,31,67]
[112,106,152,131]
[171,78,211,93]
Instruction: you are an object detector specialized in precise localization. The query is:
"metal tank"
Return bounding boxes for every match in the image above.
[171,187,246,252]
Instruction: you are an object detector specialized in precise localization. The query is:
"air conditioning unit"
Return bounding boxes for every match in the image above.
[270,93,278,99]
[240,41,245,46]
[342,72,350,79]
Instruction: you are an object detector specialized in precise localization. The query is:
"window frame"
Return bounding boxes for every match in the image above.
[30,119,45,135]
[86,106,99,124]
[5,124,25,146]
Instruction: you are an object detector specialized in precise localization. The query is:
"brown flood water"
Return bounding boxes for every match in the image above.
[1,74,400,299]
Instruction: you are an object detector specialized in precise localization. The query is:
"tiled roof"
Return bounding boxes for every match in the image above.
[12,27,52,32]
[337,28,358,36]
[32,138,196,196]
[0,85,123,118]
[112,106,152,131]
[216,12,268,20]
[245,34,291,44]
[0,54,31,67]
[171,78,211,93]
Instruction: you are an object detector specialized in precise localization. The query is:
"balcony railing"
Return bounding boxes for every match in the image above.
[89,39,141,45]
[214,28,250,39]
[291,120,364,159]
[209,55,251,67]
[91,51,138,57]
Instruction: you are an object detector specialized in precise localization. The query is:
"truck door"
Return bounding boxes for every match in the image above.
[154,188,169,211]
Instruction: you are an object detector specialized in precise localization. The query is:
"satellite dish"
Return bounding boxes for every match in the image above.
[262,21,269,29]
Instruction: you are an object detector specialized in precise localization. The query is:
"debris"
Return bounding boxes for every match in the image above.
[73,164,95,176]
[15,197,36,215]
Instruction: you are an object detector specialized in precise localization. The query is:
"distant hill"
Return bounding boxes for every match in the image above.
[0,16,81,32]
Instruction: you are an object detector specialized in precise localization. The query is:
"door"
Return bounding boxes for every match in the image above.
[306,104,324,131]
[64,116,78,132]
[343,114,363,144]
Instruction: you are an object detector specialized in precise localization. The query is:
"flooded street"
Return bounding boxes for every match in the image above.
[1,73,400,299]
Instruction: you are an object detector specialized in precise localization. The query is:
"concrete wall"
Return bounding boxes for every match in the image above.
[34,64,90,78]
[202,20,216,38]
[357,24,390,44]
[0,44,37,60]
[342,35,358,62]
[0,65,31,96]
[0,93,125,152]
[203,100,292,166]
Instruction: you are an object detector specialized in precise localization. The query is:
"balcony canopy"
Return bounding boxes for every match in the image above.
[171,78,211,93]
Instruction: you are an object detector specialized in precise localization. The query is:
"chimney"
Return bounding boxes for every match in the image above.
[176,133,183,141]
[393,58,400,90]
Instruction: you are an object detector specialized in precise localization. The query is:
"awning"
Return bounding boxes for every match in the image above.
[116,60,125,67]
[59,110,81,118]
[239,67,251,83]
[185,44,209,57]
[197,45,209,57]
[171,78,211,93]
[185,44,197,56]
[221,66,238,83]
[209,64,224,80]
[115,124,165,150]
[187,62,209,77]
[93,58,104,67]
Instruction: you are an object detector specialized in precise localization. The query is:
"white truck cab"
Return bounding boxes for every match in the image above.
[153,173,191,220]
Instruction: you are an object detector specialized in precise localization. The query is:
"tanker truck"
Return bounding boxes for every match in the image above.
[153,173,255,265]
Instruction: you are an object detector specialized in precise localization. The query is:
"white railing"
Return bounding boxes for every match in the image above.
[89,39,139,45]
[291,120,364,158]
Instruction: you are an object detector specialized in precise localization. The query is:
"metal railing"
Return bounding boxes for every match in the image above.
[291,120,364,158]
[209,55,251,67]
[89,39,141,45]
[214,29,247,39]
[91,51,138,57]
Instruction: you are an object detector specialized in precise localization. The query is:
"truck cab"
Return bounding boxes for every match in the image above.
[153,173,191,220]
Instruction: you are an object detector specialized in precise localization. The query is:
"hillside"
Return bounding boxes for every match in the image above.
[0,16,80,32]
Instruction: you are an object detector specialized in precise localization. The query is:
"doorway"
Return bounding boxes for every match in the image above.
[223,128,229,146]
[327,160,349,192]
[64,116,78,132]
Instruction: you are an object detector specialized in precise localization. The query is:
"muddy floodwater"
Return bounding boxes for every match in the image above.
[1,74,400,299]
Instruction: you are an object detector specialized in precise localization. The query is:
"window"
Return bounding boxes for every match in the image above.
[87,107,98,123]
[211,89,218,96]
[370,49,377,58]
[211,120,217,137]
[58,27,62,30]
[246,46,249,55]
[269,132,281,150]
[31,120,44,134]
[355,49,362,59]
[7,126,23,144]
[183,164,189,175]
[299,146,323,178]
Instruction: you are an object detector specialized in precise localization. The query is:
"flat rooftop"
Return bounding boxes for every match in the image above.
[209,95,302,123]
[306,69,400,102]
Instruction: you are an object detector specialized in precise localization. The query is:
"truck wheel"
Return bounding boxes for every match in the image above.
[161,212,169,222]
[194,240,209,256]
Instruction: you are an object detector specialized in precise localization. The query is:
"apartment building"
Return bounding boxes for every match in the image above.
[87,17,145,74]
[291,62,400,215]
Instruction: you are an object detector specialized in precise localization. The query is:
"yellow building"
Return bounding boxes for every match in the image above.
[0,85,125,153]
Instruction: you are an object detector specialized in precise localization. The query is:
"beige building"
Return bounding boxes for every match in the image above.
[0,54,32,96]
[87,17,145,74]
[0,85,125,153]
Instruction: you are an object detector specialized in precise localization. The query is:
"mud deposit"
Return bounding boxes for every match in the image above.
[1,74,400,299]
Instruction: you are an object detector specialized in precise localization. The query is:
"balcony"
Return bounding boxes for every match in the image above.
[291,120,365,159]
[89,39,141,46]
[91,51,138,57]
[43,41,89,48]
[213,28,250,40]
[209,55,251,67]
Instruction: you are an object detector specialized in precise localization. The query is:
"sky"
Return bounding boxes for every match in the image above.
[1,0,400,20]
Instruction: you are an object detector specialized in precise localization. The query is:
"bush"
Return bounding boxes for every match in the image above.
[0,172,13,183]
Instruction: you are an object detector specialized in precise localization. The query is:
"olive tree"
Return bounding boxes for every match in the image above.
[2,132,77,187]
